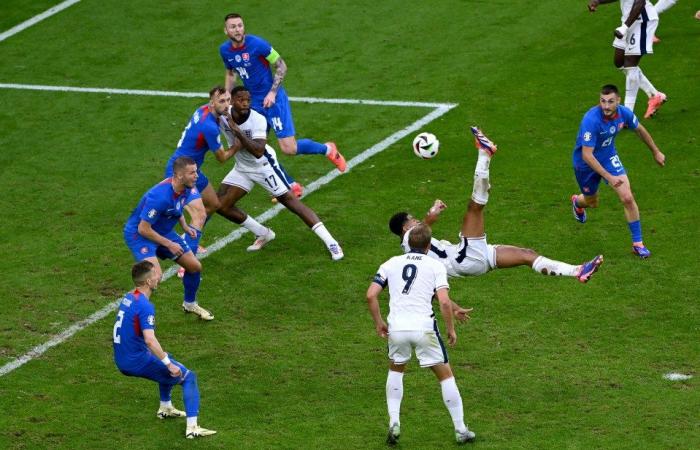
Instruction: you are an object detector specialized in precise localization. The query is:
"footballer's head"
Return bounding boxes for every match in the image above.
[224,13,245,44]
[407,223,432,253]
[231,86,251,115]
[172,156,198,189]
[389,212,419,237]
[599,84,620,117]
[132,260,160,290]
[209,85,230,116]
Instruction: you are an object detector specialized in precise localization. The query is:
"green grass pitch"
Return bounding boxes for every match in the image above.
[1,0,698,448]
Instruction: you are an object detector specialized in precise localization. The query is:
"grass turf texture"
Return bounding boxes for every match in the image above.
[1,0,698,448]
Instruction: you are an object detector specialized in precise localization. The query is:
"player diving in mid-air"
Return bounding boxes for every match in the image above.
[389,127,604,282]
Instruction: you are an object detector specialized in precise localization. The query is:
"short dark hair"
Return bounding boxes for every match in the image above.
[209,85,227,99]
[231,85,249,96]
[601,84,619,96]
[173,156,196,174]
[408,223,432,250]
[132,261,154,285]
[389,212,409,237]
[224,13,242,22]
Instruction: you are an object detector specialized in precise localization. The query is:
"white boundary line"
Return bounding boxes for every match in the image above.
[0,0,81,43]
[0,95,456,377]
[0,83,455,109]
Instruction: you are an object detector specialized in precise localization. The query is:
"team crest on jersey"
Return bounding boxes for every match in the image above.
[235,54,242,62]
[190,188,197,195]
[140,246,149,254]
[242,53,249,62]
[147,315,155,326]
[609,126,616,134]
[147,208,157,218]
[583,131,592,142]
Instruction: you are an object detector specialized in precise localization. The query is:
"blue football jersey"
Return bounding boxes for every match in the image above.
[113,290,156,371]
[219,35,288,104]
[572,105,639,169]
[167,105,222,170]
[124,178,201,236]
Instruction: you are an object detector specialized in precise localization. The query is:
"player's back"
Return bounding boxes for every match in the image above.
[401,229,459,277]
[113,290,154,371]
[379,252,449,332]
[169,105,221,169]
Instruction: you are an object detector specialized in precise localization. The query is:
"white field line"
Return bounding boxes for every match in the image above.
[0,100,457,377]
[0,83,456,109]
[0,0,81,43]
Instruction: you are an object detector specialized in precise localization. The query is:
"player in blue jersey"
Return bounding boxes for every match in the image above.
[570,84,665,258]
[165,86,239,261]
[124,157,214,320]
[220,13,347,180]
[113,261,216,439]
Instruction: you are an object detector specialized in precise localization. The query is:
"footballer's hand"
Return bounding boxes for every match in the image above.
[376,321,388,339]
[447,329,457,346]
[166,240,184,257]
[454,307,473,322]
[167,362,182,378]
[608,175,625,188]
[614,24,628,39]
[183,224,197,239]
[588,0,599,12]
[263,91,277,108]
[654,151,666,167]
[429,199,447,215]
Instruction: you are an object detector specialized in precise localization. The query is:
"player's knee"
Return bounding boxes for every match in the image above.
[278,141,297,155]
[183,369,197,385]
[184,259,202,273]
[620,193,635,207]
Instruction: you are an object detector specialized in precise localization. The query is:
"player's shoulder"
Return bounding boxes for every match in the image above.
[245,34,270,46]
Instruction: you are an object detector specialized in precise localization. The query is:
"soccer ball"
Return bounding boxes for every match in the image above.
[412,132,440,159]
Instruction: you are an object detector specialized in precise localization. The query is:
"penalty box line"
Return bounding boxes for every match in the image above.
[0,100,457,377]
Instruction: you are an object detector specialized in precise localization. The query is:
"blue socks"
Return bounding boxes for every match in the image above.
[296,139,327,155]
[628,220,643,243]
[159,382,174,402]
[182,370,200,418]
[182,271,201,304]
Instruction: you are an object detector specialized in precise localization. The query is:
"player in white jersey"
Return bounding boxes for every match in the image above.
[216,86,344,260]
[389,127,604,282]
[367,223,476,445]
[588,0,667,118]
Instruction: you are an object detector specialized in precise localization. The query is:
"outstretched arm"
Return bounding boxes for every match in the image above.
[423,199,446,226]
[634,124,665,167]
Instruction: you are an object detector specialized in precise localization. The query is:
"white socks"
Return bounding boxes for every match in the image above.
[655,0,677,14]
[440,377,467,433]
[637,68,658,98]
[472,150,491,205]
[160,400,172,409]
[311,222,337,247]
[532,256,579,277]
[186,416,197,427]
[623,66,641,110]
[242,215,269,237]
[386,370,404,426]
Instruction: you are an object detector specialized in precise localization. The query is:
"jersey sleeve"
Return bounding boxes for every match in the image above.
[205,123,223,152]
[434,264,449,291]
[620,106,639,130]
[372,264,388,288]
[579,114,598,148]
[184,186,202,206]
[250,112,268,140]
[139,191,165,225]
[220,43,233,70]
[136,300,156,331]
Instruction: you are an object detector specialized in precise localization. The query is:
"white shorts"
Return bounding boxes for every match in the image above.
[388,326,448,368]
[221,164,289,197]
[612,19,657,56]
[450,235,497,276]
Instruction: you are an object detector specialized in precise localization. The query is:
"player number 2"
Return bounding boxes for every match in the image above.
[401,264,418,294]
[113,310,125,344]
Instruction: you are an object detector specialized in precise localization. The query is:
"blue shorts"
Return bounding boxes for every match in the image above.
[120,354,189,386]
[253,89,296,139]
[164,163,210,193]
[574,154,627,196]
[124,230,192,261]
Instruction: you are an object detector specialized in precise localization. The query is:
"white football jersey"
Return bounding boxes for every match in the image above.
[401,229,459,277]
[374,252,449,332]
[220,108,269,172]
[619,0,658,22]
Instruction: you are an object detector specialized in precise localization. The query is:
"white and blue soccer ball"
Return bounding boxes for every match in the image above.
[412,132,440,159]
